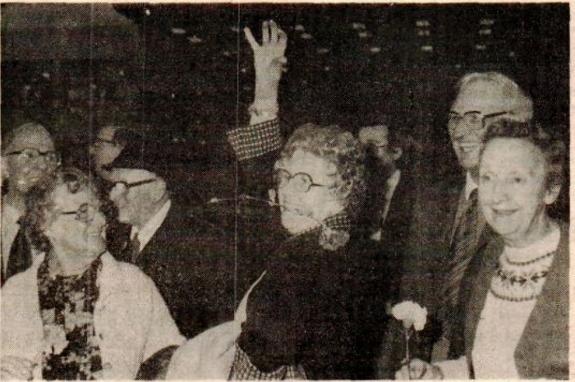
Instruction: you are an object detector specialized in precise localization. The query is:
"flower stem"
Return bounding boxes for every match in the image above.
[405,328,411,380]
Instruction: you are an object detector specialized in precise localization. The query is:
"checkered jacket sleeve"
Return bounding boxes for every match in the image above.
[229,343,307,380]
[226,119,282,162]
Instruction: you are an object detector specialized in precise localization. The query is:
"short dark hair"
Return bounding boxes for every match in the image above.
[482,119,566,190]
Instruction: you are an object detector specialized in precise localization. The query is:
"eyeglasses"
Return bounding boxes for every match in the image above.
[6,148,59,164]
[448,111,508,133]
[274,169,330,193]
[91,137,116,148]
[60,203,100,224]
[112,178,157,192]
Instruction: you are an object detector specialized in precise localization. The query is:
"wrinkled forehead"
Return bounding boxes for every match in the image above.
[358,125,389,145]
[451,81,515,114]
[108,168,156,183]
[481,138,546,176]
[5,124,55,154]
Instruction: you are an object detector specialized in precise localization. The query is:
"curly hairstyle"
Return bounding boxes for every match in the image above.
[482,118,566,190]
[21,167,116,253]
[276,123,366,218]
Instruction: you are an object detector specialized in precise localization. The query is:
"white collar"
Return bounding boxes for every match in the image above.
[131,199,171,251]
[465,171,478,200]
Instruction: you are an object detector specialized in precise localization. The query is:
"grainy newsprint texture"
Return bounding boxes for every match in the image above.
[0,2,570,380]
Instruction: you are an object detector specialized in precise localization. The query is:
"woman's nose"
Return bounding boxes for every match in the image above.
[489,180,509,203]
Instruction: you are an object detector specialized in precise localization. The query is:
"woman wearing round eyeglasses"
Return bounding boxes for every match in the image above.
[0,168,184,380]
[167,21,384,380]
[396,120,568,379]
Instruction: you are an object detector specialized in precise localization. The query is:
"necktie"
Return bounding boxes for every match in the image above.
[4,224,33,284]
[442,189,479,309]
[128,233,141,264]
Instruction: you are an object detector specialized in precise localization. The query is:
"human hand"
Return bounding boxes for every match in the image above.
[395,358,443,380]
[244,20,287,98]
[0,356,36,380]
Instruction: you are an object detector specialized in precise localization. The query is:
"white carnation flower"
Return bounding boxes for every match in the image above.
[391,300,428,331]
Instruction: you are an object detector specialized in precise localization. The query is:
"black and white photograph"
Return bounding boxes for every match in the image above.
[0,2,570,380]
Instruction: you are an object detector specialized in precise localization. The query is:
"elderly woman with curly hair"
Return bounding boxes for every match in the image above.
[1,168,184,380]
[168,21,385,380]
[397,119,568,379]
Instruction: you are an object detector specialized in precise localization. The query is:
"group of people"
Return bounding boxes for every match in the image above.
[0,20,568,380]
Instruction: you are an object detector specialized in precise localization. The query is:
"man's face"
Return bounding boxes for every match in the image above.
[358,125,399,170]
[3,131,59,194]
[449,81,513,171]
[89,126,124,174]
[108,168,160,227]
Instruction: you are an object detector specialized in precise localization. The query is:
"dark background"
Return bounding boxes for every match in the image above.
[1,3,569,213]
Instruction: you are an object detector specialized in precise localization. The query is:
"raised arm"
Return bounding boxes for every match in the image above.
[226,20,288,199]
[244,20,287,125]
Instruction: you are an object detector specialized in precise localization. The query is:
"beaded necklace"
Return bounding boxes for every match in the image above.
[490,250,555,302]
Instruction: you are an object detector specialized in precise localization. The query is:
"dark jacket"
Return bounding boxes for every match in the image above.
[238,228,385,379]
[462,222,569,379]
[377,177,493,377]
[114,198,239,339]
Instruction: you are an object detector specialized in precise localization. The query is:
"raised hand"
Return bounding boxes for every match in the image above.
[244,20,287,100]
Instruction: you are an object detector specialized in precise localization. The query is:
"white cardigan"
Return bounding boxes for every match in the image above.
[1,252,185,380]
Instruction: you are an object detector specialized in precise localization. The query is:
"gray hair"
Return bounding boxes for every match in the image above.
[456,72,533,121]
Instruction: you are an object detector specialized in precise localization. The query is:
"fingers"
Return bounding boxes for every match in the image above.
[244,27,259,50]
[269,20,278,43]
[277,27,288,48]
[261,20,270,45]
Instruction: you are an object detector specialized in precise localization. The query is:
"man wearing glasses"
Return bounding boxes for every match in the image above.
[377,72,533,377]
[1,122,60,284]
[106,141,233,339]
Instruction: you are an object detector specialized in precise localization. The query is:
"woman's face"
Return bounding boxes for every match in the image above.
[479,138,559,247]
[275,150,345,234]
[44,183,107,259]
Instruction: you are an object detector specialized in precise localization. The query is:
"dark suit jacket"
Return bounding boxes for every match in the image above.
[357,169,417,302]
[377,177,493,377]
[462,222,569,379]
[116,198,239,339]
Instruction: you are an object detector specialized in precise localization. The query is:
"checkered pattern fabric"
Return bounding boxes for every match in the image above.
[227,119,282,161]
[229,344,307,380]
[324,212,352,232]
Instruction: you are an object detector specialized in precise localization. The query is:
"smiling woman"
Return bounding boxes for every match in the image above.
[397,119,568,379]
[0,167,184,380]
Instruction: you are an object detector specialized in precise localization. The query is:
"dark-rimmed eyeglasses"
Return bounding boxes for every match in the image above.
[274,169,329,193]
[448,111,508,133]
[91,137,116,148]
[113,178,157,191]
[60,203,100,224]
[6,148,59,164]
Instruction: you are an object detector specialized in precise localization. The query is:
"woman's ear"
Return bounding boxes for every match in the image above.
[543,184,561,205]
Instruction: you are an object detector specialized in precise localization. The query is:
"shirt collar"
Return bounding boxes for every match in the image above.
[131,199,171,251]
[465,171,478,200]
